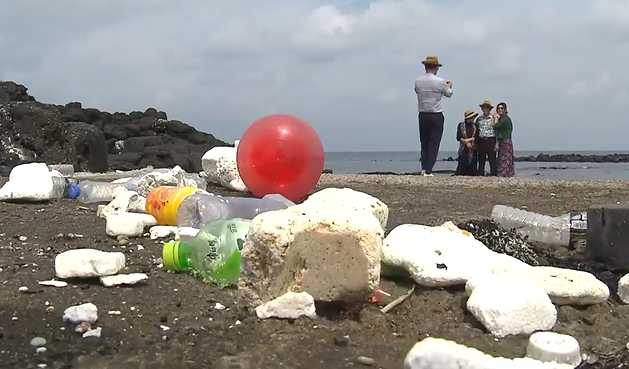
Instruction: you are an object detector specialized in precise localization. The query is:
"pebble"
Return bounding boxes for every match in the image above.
[18,286,28,293]
[214,302,226,310]
[117,235,129,246]
[76,322,91,333]
[357,356,375,366]
[333,335,350,347]
[30,337,46,347]
[36,347,47,354]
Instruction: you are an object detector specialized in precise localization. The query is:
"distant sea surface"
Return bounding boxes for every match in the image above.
[324,151,629,180]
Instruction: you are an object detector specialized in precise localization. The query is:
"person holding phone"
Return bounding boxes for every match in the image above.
[414,55,453,177]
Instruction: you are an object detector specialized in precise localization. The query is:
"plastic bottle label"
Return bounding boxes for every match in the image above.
[568,212,587,250]
[146,186,207,226]
[201,219,250,286]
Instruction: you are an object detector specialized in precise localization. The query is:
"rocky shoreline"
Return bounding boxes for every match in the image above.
[0,81,229,175]
[443,153,629,163]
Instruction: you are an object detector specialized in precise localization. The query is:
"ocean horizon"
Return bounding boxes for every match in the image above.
[324,150,629,180]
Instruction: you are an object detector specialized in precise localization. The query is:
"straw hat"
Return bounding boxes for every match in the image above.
[421,55,442,67]
[479,100,494,109]
[464,109,479,120]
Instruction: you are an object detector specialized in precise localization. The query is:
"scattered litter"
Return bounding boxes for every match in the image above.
[380,285,415,314]
[526,331,581,367]
[82,327,102,338]
[55,249,126,278]
[214,303,226,310]
[63,303,98,324]
[255,292,316,320]
[108,310,121,316]
[38,280,68,288]
[100,273,148,287]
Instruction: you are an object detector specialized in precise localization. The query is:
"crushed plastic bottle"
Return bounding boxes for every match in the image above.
[491,205,587,247]
[176,193,295,228]
[76,180,126,203]
[51,176,80,199]
[123,170,206,192]
[162,218,251,286]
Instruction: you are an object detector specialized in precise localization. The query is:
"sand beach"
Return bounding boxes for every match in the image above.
[1,175,629,368]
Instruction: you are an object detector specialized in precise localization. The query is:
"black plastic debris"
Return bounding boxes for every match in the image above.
[457,219,539,266]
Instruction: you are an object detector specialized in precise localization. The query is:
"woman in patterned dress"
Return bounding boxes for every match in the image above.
[494,102,515,177]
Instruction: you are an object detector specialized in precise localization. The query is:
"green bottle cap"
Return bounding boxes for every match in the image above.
[162,240,182,271]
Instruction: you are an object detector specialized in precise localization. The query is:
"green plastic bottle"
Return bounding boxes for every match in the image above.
[162,218,251,286]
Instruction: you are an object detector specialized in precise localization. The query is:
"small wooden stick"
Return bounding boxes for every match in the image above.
[380,284,416,313]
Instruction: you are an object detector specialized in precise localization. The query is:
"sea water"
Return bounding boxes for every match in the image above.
[324,151,629,180]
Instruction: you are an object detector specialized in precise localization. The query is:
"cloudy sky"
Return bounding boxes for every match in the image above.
[0,0,626,152]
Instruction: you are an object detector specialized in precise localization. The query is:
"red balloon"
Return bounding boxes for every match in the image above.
[237,114,324,202]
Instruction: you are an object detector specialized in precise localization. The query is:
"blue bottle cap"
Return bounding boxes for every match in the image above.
[67,184,81,199]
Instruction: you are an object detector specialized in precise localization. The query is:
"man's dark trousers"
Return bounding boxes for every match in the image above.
[418,112,445,174]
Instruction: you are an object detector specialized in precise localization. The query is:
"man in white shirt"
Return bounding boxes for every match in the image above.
[414,55,453,176]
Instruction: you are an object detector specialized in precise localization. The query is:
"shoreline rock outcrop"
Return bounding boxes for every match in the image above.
[0,81,230,175]
[444,153,629,163]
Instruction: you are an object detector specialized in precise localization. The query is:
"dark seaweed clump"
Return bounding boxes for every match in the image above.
[457,219,539,265]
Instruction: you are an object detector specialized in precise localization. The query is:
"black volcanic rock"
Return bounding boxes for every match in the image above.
[515,153,629,163]
[0,81,230,175]
[443,153,629,163]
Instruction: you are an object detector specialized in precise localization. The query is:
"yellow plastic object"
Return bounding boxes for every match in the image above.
[145,186,203,225]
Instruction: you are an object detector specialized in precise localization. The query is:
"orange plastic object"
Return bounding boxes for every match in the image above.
[145,186,205,226]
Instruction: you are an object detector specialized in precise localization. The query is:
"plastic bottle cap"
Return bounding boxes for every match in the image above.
[162,241,182,271]
[67,184,81,199]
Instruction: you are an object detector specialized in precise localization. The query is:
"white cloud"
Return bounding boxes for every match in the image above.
[0,0,627,151]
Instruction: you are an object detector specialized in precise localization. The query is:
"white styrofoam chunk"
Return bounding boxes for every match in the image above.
[404,337,574,369]
[0,163,55,201]
[149,226,178,239]
[617,273,629,304]
[55,249,126,279]
[239,203,383,308]
[100,273,148,287]
[201,146,248,192]
[527,331,582,367]
[304,187,389,230]
[255,292,317,320]
[63,303,98,324]
[105,212,157,237]
[465,273,557,337]
[99,188,146,218]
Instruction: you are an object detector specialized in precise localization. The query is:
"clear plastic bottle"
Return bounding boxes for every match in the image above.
[50,176,81,199]
[48,164,75,177]
[76,180,126,203]
[162,218,251,286]
[491,205,571,246]
[176,193,295,228]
